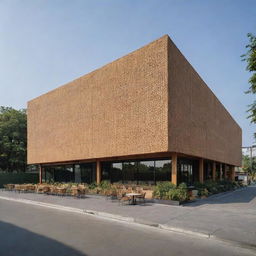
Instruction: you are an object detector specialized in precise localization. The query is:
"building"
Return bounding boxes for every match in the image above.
[27,35,242,186]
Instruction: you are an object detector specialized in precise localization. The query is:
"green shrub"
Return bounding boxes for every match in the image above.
[204,180,219,194]
[194,179,240,197]
[165,183,189,201]
[201,188,209,197]
[177,183,189,201]
[153,182,188,202]
[88,181,98,190]
[153,182,176,199]
[99,180,111,190]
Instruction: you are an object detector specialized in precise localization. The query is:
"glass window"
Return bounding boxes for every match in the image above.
[101,162,122,183]
[101,158,172,185]
[54,165,74,183]
[44,167,54,183]
[122,162,136,184]
[155,160,171,183]
[216,163,221,180]
[102,162,112,181]
[80,163,96,184]
[178,158,198,185]
[137,161,154,185]
[204,161,212,181]
[74,165,81,183]
[111,163,123,183]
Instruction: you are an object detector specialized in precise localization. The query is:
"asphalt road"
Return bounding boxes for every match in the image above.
[0,199,255,256]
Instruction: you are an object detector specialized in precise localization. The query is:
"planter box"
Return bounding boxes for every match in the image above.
[152,199,181,206]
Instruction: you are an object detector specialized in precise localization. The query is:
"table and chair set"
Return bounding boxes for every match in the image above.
[3,183,147,205]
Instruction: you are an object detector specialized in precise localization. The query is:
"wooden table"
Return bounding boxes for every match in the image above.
[126,193,142,205]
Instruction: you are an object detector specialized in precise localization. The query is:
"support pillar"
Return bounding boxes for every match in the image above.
[220,164,223,180]
[199,158,204,183]
[230,166,235,181]
[212,162,216,181]
[171,153,178,186]
[39,164,42,184]
[224,164,228,180]
[96,160,101,184]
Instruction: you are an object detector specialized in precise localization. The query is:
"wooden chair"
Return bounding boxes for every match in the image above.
[136,192,146,204]
[118,192,131,205]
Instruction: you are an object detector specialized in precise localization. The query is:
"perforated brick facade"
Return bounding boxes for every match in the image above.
[27,35,241,167]
[28,36,169,164]
[167,38,242,166]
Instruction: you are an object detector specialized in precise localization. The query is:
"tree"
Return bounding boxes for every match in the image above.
[242,33,256,136]
[242,154,256,182]
[0,107,27,172]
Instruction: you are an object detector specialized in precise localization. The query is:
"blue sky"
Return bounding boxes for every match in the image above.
[0,0,255,146]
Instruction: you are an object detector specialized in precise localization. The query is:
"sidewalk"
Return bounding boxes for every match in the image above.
[0,186,255,248]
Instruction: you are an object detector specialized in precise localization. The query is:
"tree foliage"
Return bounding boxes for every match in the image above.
[242,33,256,129]
[242,154,256,181]
[0,107,27,172]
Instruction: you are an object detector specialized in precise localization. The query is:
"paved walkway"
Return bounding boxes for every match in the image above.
[0,185,256,248]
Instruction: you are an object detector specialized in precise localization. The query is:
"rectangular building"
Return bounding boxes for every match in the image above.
[27,35,242,185]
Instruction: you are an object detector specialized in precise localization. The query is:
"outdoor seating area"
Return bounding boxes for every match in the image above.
[3,182,150,205]
[3,179,243,205]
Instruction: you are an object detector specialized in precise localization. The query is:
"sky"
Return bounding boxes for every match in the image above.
[0,0,255,146]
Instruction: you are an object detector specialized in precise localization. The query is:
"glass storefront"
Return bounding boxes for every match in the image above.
[101,159,171,185]
[177,157,199,185]
[42,163,96,184]
[216,163,221,180]
[204,161,213,181]
[43,165,74,183]
[41,157,229,185]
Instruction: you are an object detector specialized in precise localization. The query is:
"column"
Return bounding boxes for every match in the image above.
[212,162,216,181]
[171,153,178,186]
[39,164,42,184]
[220,164,223,180]
[96,160,101,184]
[199,158,204,183]
[224,164,228,179]
[230,166,235,181]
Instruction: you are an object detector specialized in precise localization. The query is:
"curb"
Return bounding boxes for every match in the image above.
[84,210,134,222]
[0,195,255,251]
[158,224,210,239]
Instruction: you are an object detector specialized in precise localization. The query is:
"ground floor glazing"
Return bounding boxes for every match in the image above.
[40,154,235,185]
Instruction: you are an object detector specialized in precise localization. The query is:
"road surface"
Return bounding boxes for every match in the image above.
[0,199,254,256]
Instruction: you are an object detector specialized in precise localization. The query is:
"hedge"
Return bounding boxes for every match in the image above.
[0,173,39,188]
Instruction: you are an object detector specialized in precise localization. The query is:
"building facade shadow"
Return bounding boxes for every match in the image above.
[0,221,87,256]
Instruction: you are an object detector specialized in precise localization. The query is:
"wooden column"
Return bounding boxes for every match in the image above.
[231,166,235,181]
[96,160,101,184]
[39,164,42,184]
[212,162,216,181]
[220,164,223,180]
[171,153,178,186]
[199,158,204,183]
[224,164,228,179]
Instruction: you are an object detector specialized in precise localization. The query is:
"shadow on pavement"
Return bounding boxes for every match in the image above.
[184,186,256,207]
[0,221,87,256]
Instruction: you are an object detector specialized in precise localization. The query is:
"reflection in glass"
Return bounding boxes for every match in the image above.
[101,159,172,185]
[155,160,171,182]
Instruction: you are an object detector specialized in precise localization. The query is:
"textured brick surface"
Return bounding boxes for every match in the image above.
[28,35,241,166]
[167,38,242,166]
[27,36,169,164]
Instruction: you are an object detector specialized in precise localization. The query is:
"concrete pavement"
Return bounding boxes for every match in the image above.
[0,199,255,256]
[0,185,255,248]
